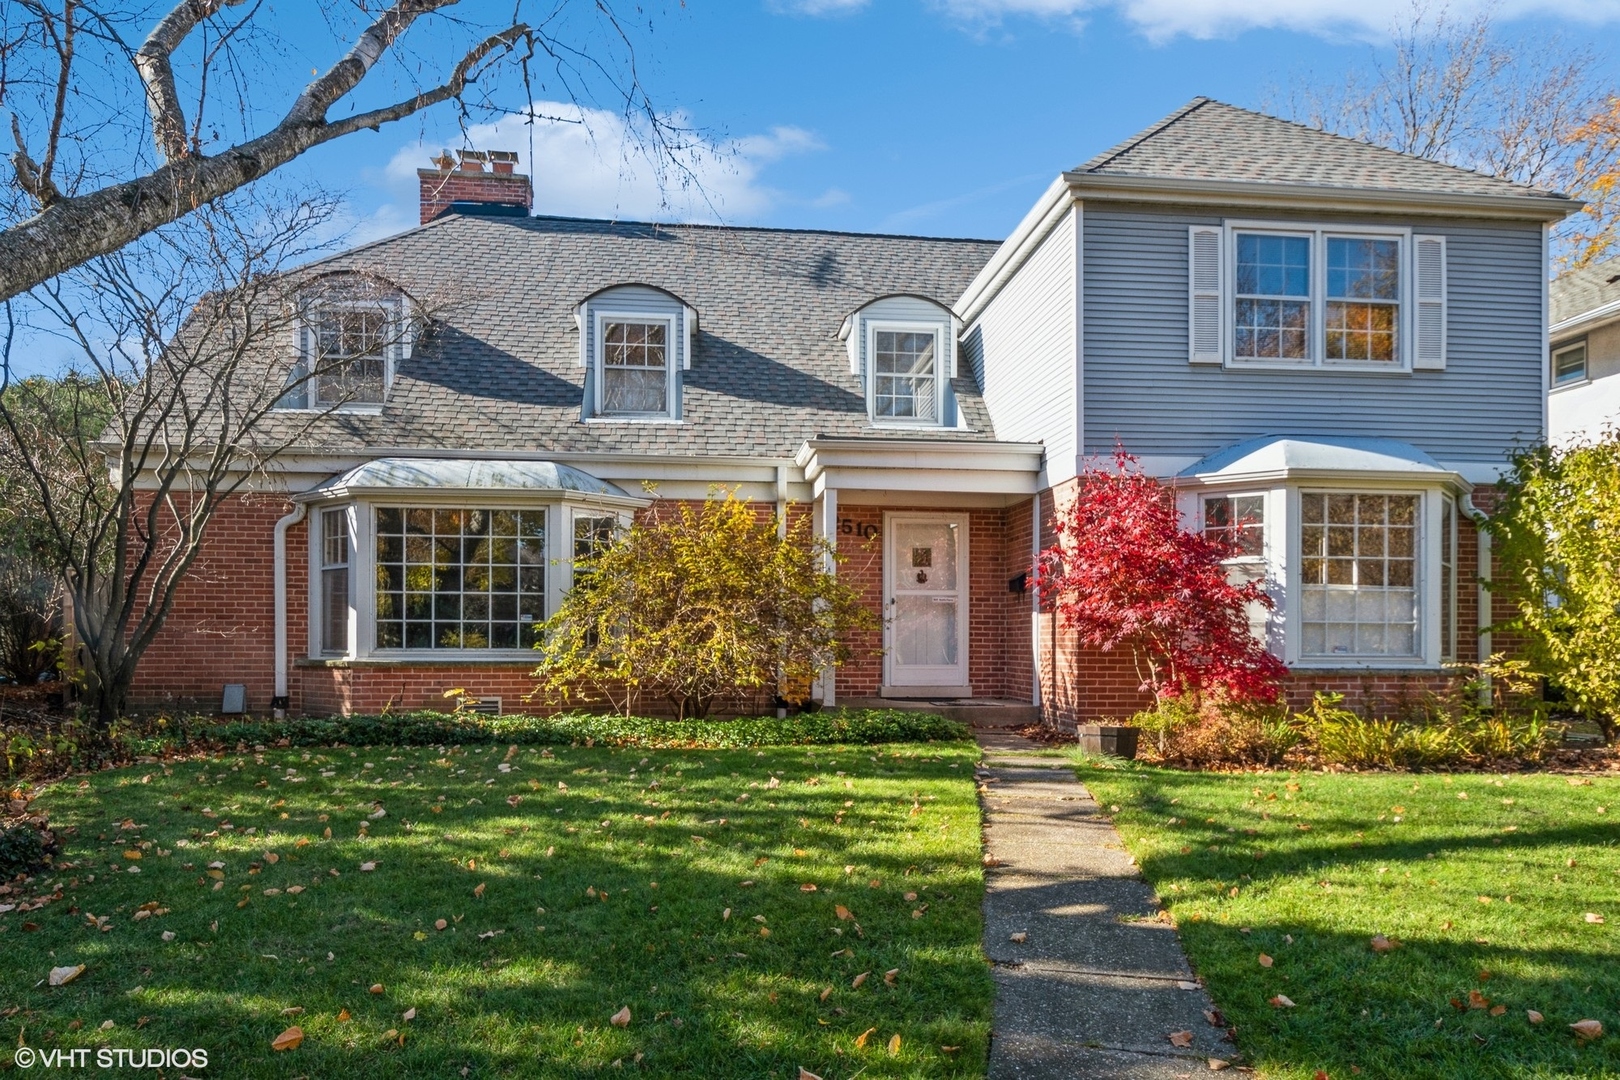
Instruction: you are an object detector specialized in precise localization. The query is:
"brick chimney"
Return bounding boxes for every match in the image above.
[418,149,533,224]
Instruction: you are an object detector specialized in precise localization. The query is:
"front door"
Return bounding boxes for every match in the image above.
[884,514,969,690]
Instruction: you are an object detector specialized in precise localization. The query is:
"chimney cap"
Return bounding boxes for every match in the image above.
[489,150,519,163]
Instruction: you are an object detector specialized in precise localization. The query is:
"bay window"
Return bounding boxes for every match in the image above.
[320,509,351,655]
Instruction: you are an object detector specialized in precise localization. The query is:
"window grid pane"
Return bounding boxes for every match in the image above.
[1325,237,1400,363]
[1300,492,1419,658]
[873,330,938,421]
[1203,494,1265,558]
[320,509,350,655]
[314,308,388,404]
[374,506,545,650]
[1235,234,1311,360]
[601,321,669,415]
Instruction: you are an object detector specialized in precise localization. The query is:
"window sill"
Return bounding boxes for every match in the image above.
[1290,659,1440,672]
[1549,377,1592,394]
[583,416,684,424]
[1226,360,1411,375]
[298,652,536,668]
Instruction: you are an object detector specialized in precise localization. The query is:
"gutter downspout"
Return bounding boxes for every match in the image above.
[1460,494,1491,707]
[273,503,308,719]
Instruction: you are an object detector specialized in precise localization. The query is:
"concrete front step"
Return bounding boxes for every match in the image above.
[841,696,1040,728]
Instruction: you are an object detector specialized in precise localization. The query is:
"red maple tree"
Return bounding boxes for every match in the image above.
[1037,449,1286,705]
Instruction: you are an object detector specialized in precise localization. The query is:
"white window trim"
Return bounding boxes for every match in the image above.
[865,320,948,428]
[1550,339,1590,391]
[593,310,677,420]
[1224,221,1413,374]
[307,299,404,409]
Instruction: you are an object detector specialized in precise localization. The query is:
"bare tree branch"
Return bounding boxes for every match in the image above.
[0,2,528,302]
[134,0,249,162]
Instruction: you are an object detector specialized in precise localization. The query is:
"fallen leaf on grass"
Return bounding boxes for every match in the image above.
[854,1027,876,1049]
[1270,995,1296,1008]
[819,987,833,1002]
[1490,1005,1507,1017]
[370,984,385,995]
[435,919,448,931]
[1169,1030,1194,1047]
[884,969,898,986]
[337,1009,352,1022]
[1370,935,1395,953]
[610,1006,631,1028]
[1527,1010,1543,1024]
[271,1026,304,1051]
[403,1008,416,1022]
[1584,913,1605,924]
[798,1069,823,1080]
[800,883,817,892]
[887,1033,901,1055]
[473,882,486,898]
[722,908,731,921]
[852,972,869,989]
[1258,954,1273,968]
[359,862,376,872]
[1468,990,1490,1010]
[1571,1020,1603,1042]
[48,966,85,987]
[834,905,853,921]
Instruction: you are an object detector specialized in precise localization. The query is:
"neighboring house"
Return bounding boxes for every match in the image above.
[1549,256,1620,444]
[131,97,1576,725]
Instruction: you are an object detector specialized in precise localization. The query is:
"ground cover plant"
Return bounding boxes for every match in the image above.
[0,740,990,1078]
[1076,757,1620,1079]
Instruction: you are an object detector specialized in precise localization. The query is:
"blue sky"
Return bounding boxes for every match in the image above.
[301,0,1620,247]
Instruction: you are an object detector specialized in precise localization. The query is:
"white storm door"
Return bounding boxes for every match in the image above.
[885,514,969,688]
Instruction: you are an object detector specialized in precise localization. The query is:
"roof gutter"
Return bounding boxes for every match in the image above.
[1550,296,1620,340]
[954,176,1076,326]
[1061,172,1582,223]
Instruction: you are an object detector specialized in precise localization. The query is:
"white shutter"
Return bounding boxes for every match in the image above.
[1413,235,1447,370]
[1188,226,1224,364]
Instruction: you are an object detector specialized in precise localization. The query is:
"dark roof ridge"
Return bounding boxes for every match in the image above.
[1075,96,1213,173]
[509,212,1002,246]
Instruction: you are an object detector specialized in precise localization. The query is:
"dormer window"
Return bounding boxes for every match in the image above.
[278,274,413,411]
[872,327,941,423]
[598,317,672,416]
[314,307,389,405]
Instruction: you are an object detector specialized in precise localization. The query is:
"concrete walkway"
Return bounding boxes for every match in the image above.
[977,731,1236,1078]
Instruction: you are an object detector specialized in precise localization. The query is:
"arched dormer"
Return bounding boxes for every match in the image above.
[838,294,962,429]
[278,270,419,412]
[575,283,698,422]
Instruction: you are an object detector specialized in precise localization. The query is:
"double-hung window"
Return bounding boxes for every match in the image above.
[1203,494,1269,641]
[597,318,672,417]
[870,326,940,423]
[1552,341,1588,386]
[320,509,351,655]
[314,307,389,405]
[1228,226,1407,369]
[1299,493,1419,658]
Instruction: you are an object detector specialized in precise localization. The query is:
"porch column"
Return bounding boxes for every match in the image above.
[816,486,838,707]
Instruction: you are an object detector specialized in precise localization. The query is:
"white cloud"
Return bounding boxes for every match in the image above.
[934,0,1620,41]
[374,102,825,232]
[767,0,870,14]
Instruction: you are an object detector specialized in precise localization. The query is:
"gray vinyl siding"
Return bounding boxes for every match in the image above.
[1081,203,1546,465]
[582,285,689,419]
[854,295,959,427]
[964,207,1079,482]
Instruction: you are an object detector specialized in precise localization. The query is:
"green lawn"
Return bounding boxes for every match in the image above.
[1075,756,1620,1079]
[2,741,991,1078]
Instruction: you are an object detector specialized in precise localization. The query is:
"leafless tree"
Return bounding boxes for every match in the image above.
[0,191,456,724]
[1277,2,1620,266]
[0,0,691,300]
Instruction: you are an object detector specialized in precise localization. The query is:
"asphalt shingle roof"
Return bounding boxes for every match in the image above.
[1074,97,1568,202]
[260,214,1003,457]
[1552,256,1620,325]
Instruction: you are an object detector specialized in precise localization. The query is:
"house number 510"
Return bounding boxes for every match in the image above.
[838,519,879,539]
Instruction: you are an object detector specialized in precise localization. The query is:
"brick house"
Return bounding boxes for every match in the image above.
[131,98,1576,725]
